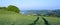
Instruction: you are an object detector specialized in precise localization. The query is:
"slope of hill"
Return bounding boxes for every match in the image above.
[0,9,60,25]
[0,9,44,25]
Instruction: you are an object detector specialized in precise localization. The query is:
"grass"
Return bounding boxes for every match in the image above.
[0,9,43,25]
[44,17,60,25]
[0,9,60,25]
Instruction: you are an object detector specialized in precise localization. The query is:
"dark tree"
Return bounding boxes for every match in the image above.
[0,7,6,9]
[7,5,20,13]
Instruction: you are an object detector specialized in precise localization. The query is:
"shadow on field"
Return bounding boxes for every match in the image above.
[11,22,15,25]
[29,17,39,25]
[42,17,50,25]
[11,17,50,25]
[11,23,15,25]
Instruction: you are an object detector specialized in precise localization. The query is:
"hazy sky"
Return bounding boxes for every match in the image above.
[0,0,60,10]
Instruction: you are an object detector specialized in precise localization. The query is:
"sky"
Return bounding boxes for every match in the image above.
[0,0,60,10]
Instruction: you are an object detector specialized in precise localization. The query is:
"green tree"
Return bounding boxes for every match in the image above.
[7,5,20,13]
[0,7,6,9]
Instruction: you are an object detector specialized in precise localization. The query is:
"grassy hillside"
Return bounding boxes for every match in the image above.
[0,10,44,25]
[0,9,60,25]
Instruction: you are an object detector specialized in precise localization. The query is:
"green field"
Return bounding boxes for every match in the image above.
[44,17,60,25]
[0,9,60,25]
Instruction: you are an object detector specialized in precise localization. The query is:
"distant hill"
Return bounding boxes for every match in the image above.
[21,10,60,17]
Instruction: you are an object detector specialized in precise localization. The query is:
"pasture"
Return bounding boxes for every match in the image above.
[0,10,60,25]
